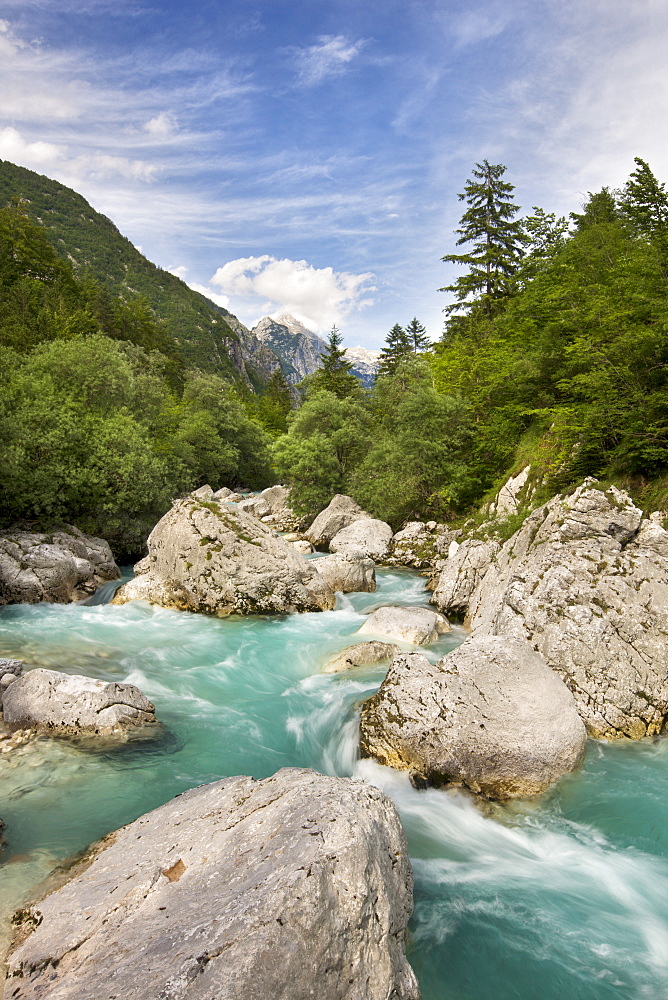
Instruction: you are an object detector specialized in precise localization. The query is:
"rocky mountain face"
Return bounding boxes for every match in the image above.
[250,314,380,386]
[343,345,381,387]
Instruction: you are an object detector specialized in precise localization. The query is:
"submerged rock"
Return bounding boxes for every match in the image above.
[6,768,420,1000]
[1,667,156,735]
[0,527,119,606]
[323,641,402,674]
[360,637,587,800]
[314,552,376,593]
[358,605,451,645]
[112,494,335,615]
[305,495,369,548]
[468,483,668,738]
[329,518,393,561]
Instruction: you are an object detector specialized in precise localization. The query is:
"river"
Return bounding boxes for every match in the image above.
[1,566,667,999]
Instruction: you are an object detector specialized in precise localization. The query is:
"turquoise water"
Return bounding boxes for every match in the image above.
[1,568,667,999]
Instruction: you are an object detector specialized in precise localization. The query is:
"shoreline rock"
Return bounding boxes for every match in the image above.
[0,527,120,606]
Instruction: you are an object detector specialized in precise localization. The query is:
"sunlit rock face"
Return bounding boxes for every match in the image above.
[112,494,335,615]
[7,768,421,1000]
[467,483,668,739]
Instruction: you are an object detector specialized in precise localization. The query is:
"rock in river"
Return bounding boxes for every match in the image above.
[323,641,402,674]
[360,636,587,800]
[112,493,335,615]
[314,551,376,593]
[329,517,394,561]
[305,494,369,548]
[6,767,420,1000]
[1,667,156,735]
[358,605,451,645]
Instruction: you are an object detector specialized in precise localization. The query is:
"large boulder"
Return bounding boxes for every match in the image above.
[112,494,335,615]
[1,667,156,734]
[6,768,420,1000]
[323,641,402,674]
[0,527,119,606]
[330,518,394,561]
[358,606,451,645]
[360,637,587,799]
[467,483,668,739]
[305,495,369,548]
[430,538,501,619]
[314,552,376,593]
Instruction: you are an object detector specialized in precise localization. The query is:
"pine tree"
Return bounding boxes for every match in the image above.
[440,160,524,317]
[377,323,413,378]
[405,317,430,352]
[307,325,360,399]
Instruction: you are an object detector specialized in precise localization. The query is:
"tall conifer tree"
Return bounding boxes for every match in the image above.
[440,160,524,317]
[307,325,360,399]
[377,323,412,378]
[405,317,430,352]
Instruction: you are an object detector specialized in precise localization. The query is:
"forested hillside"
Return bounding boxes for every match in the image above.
[0,160,256,382]
[0,199,273,555]
[275,158,668,526]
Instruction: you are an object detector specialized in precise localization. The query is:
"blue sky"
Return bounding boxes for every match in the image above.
[1,0,666,349]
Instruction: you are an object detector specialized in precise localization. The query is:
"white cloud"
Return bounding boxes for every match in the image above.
[295,35,366,86]
[450,10,509,48]
[144,112,177,139]
[0,127,158,183]
[209,255,375,331]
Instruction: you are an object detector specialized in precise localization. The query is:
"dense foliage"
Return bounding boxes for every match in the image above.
[277,158,668,526]
[0,203,273,555]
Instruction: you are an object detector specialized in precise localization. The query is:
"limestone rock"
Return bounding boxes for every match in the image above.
[430,538,500,618]
[323,641,402,674]
[237,496,271,518]
[7,768,420,1000]
[330,518,394,561]
[305,495,369,548]
[360,637,587,799]
[0,527,120,606]
[191,485,215,500]
[488,466,532,518]
[358,606,451,645]
[314,552,376,593]
[0,658,24,706]
[291,539,313,554]
[112,494,334,615]
[467,482,668,738]
[1,667,156,734]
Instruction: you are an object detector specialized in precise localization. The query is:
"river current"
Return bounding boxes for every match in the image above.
[1,566,667,999]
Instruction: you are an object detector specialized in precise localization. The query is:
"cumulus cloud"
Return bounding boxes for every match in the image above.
[295,35,367,86]
[209,256,375,330]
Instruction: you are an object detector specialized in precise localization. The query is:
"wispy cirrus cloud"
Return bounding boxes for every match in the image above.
[292,34,367,86]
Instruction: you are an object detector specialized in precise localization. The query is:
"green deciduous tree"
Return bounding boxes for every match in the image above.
[440,160,525,317]
[272,390,372,515]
